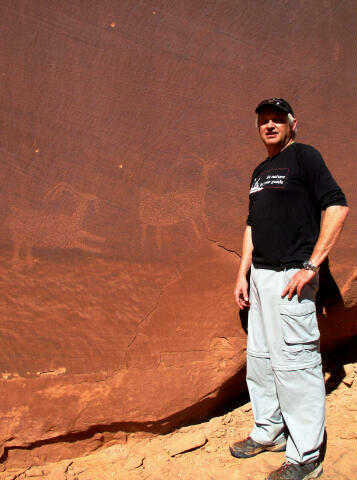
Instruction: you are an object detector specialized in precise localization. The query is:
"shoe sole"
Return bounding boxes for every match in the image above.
[304,464,323,479]
[265,463,323,480]
[230,441,286,459]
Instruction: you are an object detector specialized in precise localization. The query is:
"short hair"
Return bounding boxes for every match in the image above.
[256,112,297,139]
[287,113,297,139]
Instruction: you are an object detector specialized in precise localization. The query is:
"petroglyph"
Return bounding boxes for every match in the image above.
[140,154,213,249]
[7,183,105,267]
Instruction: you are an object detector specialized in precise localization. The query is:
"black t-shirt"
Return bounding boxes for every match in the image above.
[247,142,347,270]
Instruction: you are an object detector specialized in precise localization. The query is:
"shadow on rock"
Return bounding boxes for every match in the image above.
[322,335,356,394]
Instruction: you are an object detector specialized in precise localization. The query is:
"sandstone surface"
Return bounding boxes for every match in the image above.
[0,0,355,465]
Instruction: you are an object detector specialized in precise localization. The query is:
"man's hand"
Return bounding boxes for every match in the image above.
[234,276,250,310]
[281,269,316,299]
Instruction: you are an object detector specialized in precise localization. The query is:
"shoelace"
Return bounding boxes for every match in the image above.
[278,461,293,472]
[243,436,253,444]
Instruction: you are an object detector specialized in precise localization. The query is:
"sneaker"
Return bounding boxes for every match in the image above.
[229,436,286,459]
[266,460,323,480]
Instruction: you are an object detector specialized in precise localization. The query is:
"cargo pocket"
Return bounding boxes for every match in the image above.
[279,303,320,344]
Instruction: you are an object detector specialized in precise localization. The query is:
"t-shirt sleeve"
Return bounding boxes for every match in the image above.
[246,170,256,225]
[298,145,347,210]
[247,203,252,225]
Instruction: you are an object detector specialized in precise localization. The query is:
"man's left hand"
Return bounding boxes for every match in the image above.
[281,269,316,299]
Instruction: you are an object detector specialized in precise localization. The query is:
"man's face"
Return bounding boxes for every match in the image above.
[257,107,296,150]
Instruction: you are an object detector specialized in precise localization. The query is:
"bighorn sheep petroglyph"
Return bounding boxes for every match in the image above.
[139,154,214,249]
[8,182,105,267]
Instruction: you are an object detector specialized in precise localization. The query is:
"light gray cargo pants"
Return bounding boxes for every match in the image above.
[246,265,325,464]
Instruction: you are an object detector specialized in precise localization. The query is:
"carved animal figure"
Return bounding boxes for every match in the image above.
[140,154,213,249]
[8,183,105,266]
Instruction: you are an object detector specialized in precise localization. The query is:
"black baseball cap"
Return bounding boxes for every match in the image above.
[255,98,294,116]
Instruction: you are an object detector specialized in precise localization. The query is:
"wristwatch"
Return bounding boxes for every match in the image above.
[303,260,320,273]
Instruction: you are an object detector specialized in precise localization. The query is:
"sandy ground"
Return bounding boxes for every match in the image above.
[2,357,356,480]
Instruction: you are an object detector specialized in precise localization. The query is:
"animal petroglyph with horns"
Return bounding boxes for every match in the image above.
[7,182,105,267]
[140,154,214,249]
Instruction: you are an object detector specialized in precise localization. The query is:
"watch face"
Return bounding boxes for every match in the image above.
[303,261,318,272]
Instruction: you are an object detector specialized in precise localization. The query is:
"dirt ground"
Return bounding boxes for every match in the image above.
[2,354,355,480]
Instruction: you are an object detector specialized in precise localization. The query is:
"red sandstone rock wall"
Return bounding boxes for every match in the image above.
[0,0,355,465]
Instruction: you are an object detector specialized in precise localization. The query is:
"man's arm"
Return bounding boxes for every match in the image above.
[282,205,349,299]
[234,226,253,310]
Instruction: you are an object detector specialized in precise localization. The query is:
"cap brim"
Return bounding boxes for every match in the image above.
[255,103,291,115]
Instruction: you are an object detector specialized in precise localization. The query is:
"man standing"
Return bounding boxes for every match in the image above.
[230,98,348,480]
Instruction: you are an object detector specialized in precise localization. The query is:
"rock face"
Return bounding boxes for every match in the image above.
[0,0,355,467]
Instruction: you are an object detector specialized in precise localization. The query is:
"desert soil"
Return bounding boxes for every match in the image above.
[2,360,356,480]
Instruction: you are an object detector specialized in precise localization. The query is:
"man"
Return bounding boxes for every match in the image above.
[230,98,349,480]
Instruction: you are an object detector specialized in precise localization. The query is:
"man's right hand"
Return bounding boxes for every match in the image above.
[234,276,250,310]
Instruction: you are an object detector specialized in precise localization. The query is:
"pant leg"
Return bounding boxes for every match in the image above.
[246,266,285,445]
[271,269,325,464]
[247,354,286,445]
[274,365,325,464]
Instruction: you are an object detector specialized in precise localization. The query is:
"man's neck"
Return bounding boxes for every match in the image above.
[266,139,294,158]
